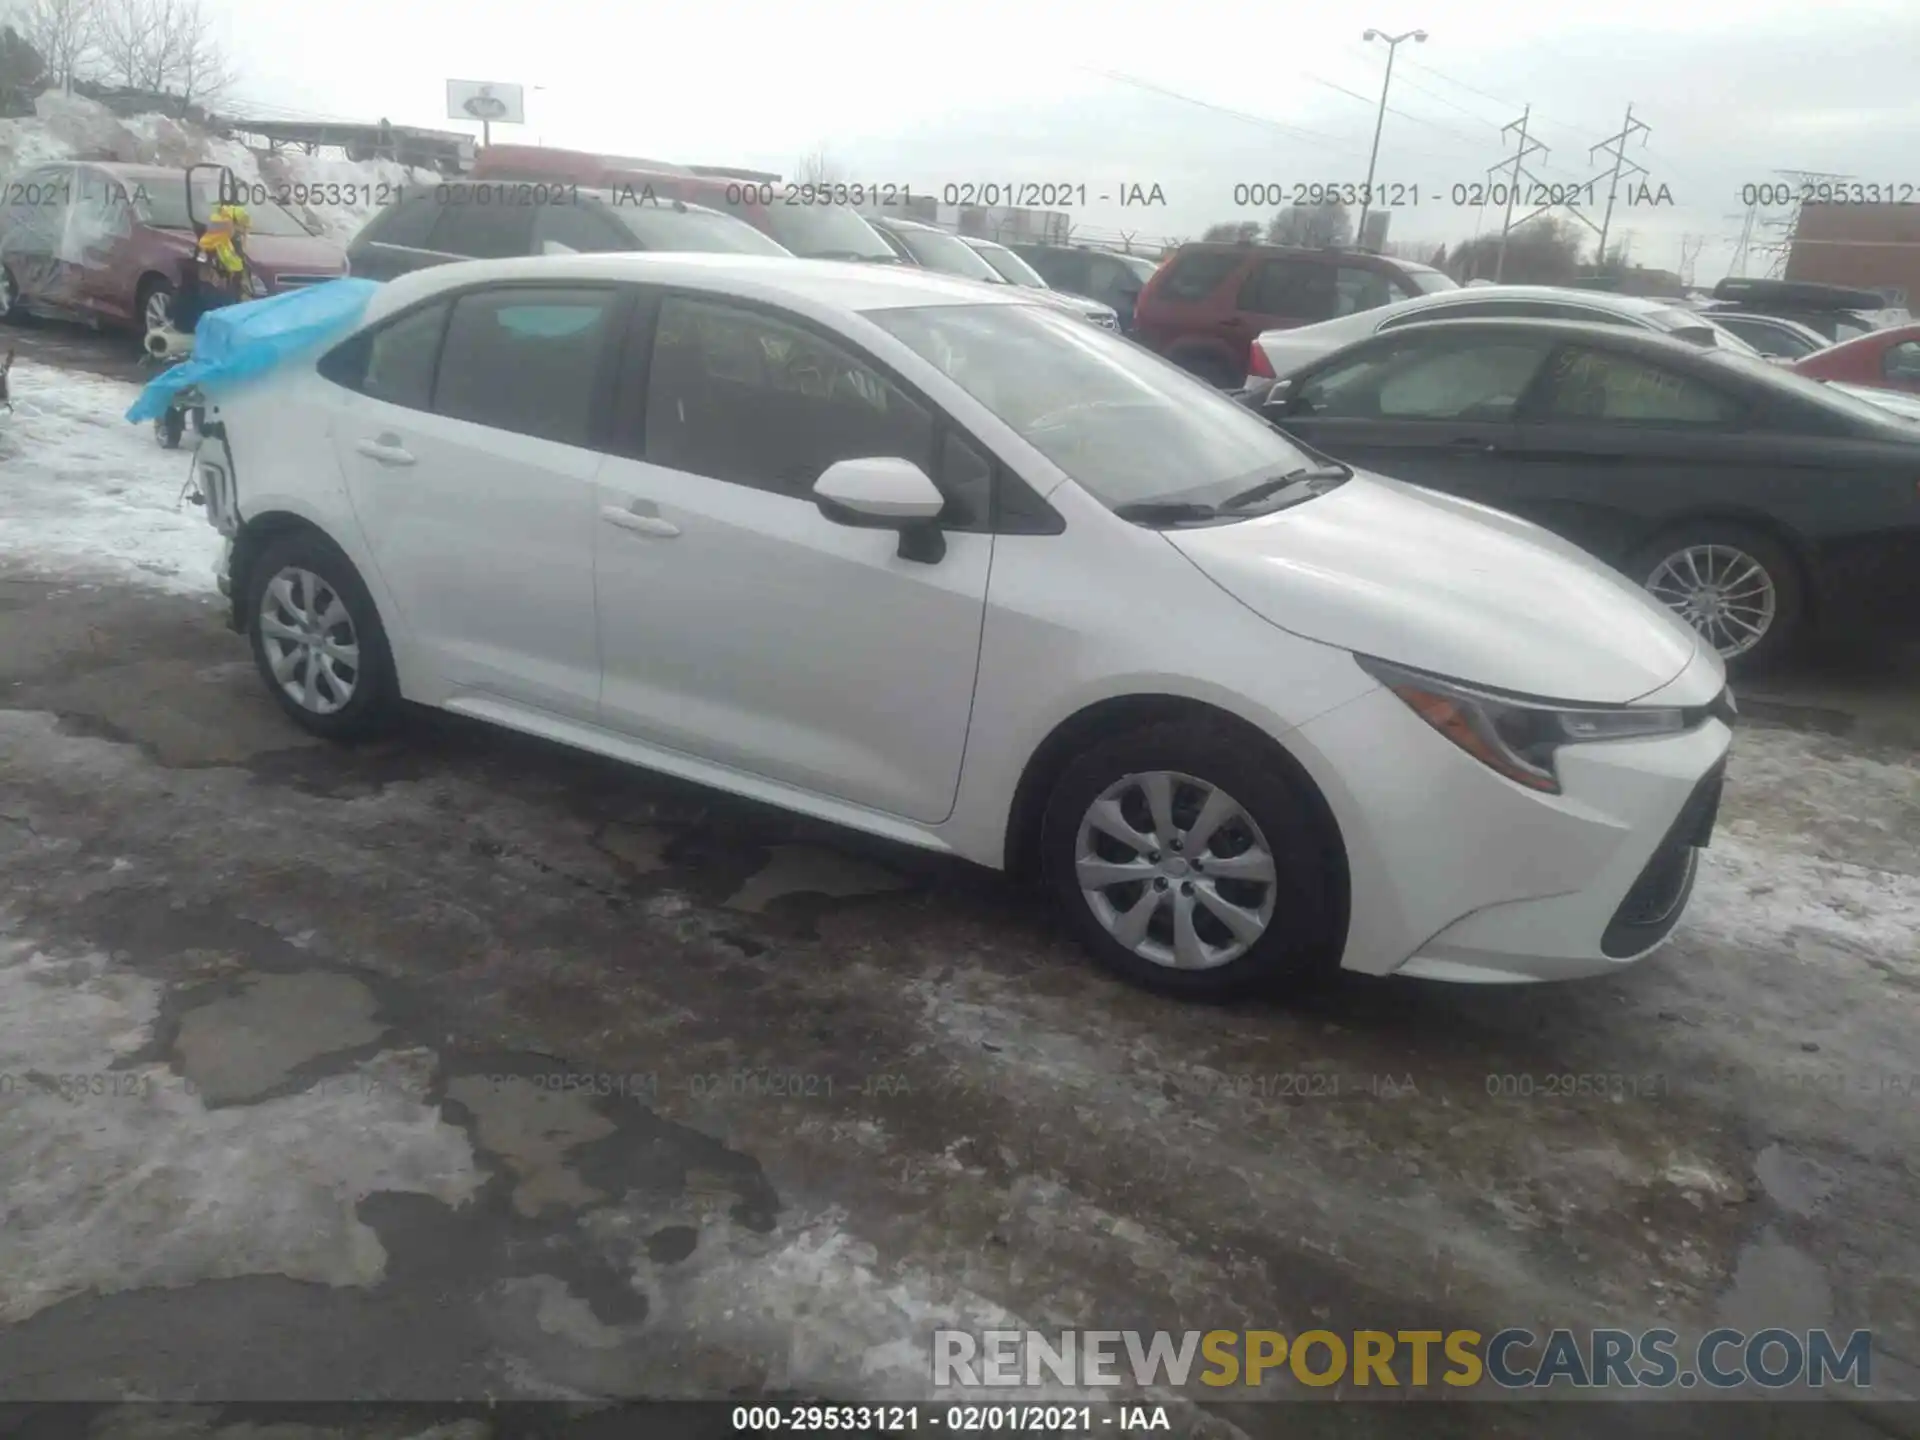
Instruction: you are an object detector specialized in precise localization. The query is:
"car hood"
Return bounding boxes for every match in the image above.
[1164,471,1702,704]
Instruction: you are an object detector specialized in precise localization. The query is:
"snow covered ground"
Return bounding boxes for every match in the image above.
[1,91,436,245]
[0,359,222,594]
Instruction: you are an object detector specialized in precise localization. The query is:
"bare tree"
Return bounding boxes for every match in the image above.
[1445,216,1583,285]
[1267,202,1351,248]
[15,0,96,92]
[170,0,230,105]
[1201,220,1259,243]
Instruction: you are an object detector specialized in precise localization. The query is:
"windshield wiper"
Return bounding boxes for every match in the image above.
[1216,464,1350,513]
[1112,500,1220,525]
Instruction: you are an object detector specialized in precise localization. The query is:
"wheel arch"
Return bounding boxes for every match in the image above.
[228,510,358,630]
[1003,692,1351,926]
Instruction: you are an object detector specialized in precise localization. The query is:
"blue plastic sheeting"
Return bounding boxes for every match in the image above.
[125,278,382,423]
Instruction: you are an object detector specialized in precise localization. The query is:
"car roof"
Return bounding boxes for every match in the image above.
[361,252,1027,319]
[871,215,937,233]
[1399,285,1680,315]
[1335,314,1718,358]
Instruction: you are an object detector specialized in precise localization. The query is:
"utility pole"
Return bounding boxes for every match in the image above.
[1357,26,1428,246]
[1590,103,1650,271]
[1492,107,1547,282]
[1753,169,1851,279]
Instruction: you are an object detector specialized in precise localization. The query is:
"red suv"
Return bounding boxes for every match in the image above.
[470,145,898,263]
[1132,242,1457,387]
[1,162,347,337]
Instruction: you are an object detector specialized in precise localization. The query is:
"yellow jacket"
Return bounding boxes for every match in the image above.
[197,204,251,275]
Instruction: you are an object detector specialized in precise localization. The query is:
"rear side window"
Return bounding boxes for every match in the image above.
[424,201,536,259]
[432,286,621,445]
[1884,340,1920,382]
[1334,266,1401,315]
[1238,258,1335,320]
[317,300,449,409]
[1537,348,1744,426]
[534,198,633,254]
[360,194,440,249]
[1158,251,1241,302]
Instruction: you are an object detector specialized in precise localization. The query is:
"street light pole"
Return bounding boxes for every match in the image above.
[1357,26,1426,249]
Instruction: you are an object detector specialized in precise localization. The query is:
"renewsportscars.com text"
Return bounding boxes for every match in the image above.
[933,1327,1873,1390]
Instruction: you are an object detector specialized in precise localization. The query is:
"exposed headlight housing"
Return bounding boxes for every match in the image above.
[1357,656,1690,794]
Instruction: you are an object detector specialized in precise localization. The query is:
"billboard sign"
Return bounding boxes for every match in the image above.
[447,80,524,126]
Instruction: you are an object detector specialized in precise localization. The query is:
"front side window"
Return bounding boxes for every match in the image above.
[716,199,895,261]
[891,225,1003,282]
[362,193,441,249]
[974,242,1047,288]
[645,295,934,498]
[424,202,536,260]
[1405,267,1459,294]
[137,177,313,236]
[1537,348,1745,426]
[432,287,619,445]
[612,202,788,255]
[534,198,633,254]
[869,301,1316,511]
[1334,266,1401,316]
[1294,335,1555,421]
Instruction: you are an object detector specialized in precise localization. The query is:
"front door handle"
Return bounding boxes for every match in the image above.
[355,435,415,466]
[600,504,680,538]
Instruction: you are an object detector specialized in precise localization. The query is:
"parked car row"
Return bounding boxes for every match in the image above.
[192,252,1740,1002]
[1231,315,1920,668]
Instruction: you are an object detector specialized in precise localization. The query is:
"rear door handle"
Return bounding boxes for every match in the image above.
[600,504,680,538]
[355,435,415,466]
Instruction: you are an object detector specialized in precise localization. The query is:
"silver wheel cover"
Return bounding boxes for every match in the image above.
[1074,770,1279,970]
[259,566,360,715]
[1644,543,1778,658]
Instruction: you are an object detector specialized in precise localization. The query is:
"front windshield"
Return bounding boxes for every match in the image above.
[894,226,1004,282]
[1112,253,1158,284]
[1406,268,1459,294]
[869,302,1316,508]
[723,199,895,260]
[972,242,1048,288]
[139,179,315,237]
[614,202,789,255]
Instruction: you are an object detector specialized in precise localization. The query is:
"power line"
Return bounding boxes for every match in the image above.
[1080,69,1371,158]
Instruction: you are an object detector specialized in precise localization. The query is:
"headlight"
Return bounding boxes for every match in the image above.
[1357,656,1688,794]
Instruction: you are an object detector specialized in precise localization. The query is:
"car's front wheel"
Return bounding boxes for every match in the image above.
[1632,523,1804,669]
[1040,720,1345,999]
[244,531,402,740]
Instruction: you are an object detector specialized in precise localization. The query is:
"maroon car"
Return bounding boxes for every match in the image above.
[0,162,347,337]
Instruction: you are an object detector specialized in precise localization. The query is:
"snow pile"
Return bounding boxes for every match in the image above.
[0,359,222,594]
[0,91,436,245]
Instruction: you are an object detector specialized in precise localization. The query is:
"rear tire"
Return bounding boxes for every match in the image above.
[244,531,402,741]
[1630,522,1805,671]
[1040,719,1345,1000]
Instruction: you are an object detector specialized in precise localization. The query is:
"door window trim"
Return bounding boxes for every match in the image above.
[607,283,1063,535]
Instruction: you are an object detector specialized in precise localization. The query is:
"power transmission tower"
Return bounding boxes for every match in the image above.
[1677,232,1706,287]
[1491,107,1549,282]
[1725,202,1760,278]
[1751,169,1851,279]
[1589,103,1650,269]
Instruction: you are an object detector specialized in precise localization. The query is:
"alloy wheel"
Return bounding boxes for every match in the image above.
[1644,544,1777,659]
[144,287,172,333]
[1073,770,1278,970]
[258,567,360,715]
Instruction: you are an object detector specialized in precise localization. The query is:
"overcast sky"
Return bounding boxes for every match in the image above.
[204,0,1918,280]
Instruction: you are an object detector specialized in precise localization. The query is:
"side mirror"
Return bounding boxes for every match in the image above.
[1262,378,1296,411]
[813,457,948,563]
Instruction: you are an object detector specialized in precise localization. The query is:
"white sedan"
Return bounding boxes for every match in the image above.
[1248,285,1764,386]
[192,254,1732,998]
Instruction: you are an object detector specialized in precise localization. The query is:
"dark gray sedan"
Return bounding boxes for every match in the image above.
[1239,318,1920,666]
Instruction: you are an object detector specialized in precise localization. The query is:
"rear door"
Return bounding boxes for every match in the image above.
[325,283,626,719]
[1232,256,1336,353]
[1275,328,1555,491]
[532,197,636,255]
[70,167,142,324]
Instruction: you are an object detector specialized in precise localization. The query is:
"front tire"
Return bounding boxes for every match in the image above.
[136,276,176,344]
[244,531,402,740]
[1632,523,1804,669]
[1040,720,1345,999]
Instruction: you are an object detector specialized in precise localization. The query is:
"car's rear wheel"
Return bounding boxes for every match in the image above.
[245,531,401,741]
[1632,523,1804,669]
[1040,720,1344,999]
[137,276,175,339]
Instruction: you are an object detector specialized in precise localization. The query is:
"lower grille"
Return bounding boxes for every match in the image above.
[1599,763,1723,958]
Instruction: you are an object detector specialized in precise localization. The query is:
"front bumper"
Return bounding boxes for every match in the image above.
[1294,681,1734,984]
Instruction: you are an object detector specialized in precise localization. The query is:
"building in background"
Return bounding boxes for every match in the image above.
[1786,202,1918,307]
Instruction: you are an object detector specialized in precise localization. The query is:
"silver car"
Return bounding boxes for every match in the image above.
[1249,285,1763,385]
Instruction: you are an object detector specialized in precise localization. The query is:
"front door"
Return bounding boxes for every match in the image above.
[326,284,625,720]
[592,291,991,824]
